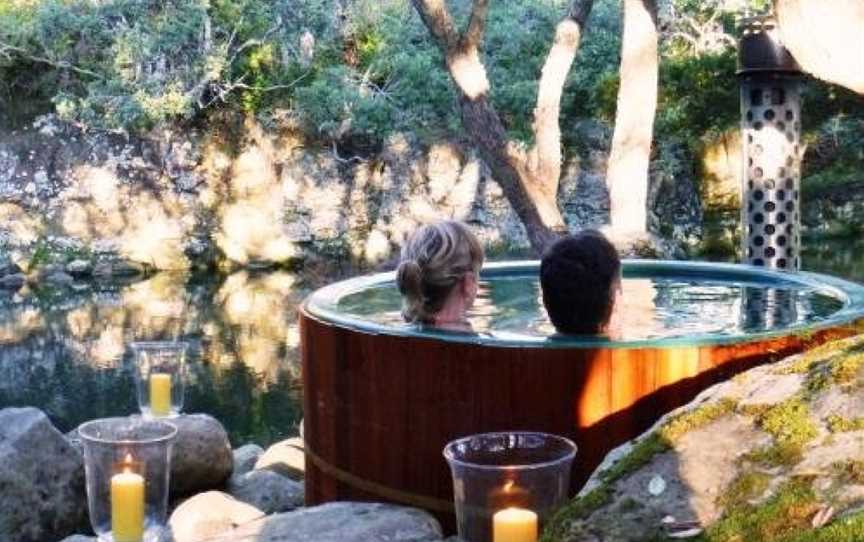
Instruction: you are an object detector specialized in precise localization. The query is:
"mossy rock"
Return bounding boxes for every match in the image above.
[544,334,864,542]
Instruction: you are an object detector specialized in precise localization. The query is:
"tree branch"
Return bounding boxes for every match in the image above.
[462,0,490,50]
[409,0,459,52]
[531,0,594,187]
[0,41,104,80]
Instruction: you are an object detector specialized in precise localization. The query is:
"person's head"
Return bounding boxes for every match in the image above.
[396,221,484,324]
[540,230,621,335]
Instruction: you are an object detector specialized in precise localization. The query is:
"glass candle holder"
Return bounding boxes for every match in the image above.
[131,341,188,418]
[444,432,577,542]
[79,417,178,542]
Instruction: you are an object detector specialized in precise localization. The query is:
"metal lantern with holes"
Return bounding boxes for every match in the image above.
[738,14,803,270]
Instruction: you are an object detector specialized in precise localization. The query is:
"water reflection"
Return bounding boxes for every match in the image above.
[339,275,845,341]
[0,270,311,446]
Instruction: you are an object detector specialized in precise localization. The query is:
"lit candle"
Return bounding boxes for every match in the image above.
[493,507,538,542]
[111,460,145,542]
[149,373,172,416]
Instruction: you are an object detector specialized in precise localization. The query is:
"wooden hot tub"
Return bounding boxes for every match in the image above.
[299,261,864,526]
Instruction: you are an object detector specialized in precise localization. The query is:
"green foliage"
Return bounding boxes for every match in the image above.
[656,52,739,143]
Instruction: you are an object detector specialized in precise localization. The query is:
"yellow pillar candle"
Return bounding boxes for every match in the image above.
[493,507,538,542]
[111,470,145,542]
[149,373,172,417]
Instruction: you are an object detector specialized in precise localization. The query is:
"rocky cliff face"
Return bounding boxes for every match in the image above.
[0,115,702,271]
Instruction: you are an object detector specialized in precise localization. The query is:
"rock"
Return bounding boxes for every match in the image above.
[228,469,304,513]
[168,491,264,542]
[213,502,443,542]
[552,335,864,541]
[0,254,21,277]
[111,260,145,277]
[171,414,234,496]
[0,407,86,542]
[92,262,113,278]
[0,272,25,289]
[255,436,305,481]
[43,271,75,285]
[65,259,92,277]
[232,444,264,478]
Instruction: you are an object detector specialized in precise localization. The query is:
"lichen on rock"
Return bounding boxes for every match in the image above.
[545,334,864,542]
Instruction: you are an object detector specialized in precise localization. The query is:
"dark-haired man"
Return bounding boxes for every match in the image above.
[539,230,621,335]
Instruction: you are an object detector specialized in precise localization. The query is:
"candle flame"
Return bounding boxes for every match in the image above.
[123,453,134,474]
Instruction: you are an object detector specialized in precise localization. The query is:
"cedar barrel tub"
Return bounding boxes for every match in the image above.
[300,260,864,527]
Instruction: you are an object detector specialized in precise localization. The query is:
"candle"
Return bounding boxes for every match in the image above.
[493,507,537,542]
[149,373,172,416]
[111,466,145,542]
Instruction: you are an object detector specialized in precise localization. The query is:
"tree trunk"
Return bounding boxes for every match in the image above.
[774,0,864,94]
[606,0,659,234]
[410,0,594,253]
[458,93,563,251]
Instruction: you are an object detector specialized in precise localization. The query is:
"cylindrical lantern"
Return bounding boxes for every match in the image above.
[738,14,803,270]
[79,417,177,542]
[131,341,188,419]
[444,432,576,542]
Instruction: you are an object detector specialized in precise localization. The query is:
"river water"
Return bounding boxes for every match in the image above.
[0,239,861,447]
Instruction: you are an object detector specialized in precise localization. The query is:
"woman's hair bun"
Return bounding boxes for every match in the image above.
[396,259,423,297]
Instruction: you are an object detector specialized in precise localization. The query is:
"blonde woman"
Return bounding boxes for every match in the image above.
[396,220,484,329]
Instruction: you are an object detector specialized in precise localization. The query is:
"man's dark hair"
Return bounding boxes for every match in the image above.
[540,230,621,335]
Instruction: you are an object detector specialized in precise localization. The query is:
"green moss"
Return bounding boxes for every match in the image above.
[659,398,739,443]
[784,513,864,542]
[598,433,670,485]
[540,485,612,542]
[542,399,738,540]
[832,459,864,485]
[826,414,864,433]
[717,471,772,510]
[758,398,818,449]
[743,442,805,468]
[830,353,864,385]
[703,478,820,542]
[616,497,643,513]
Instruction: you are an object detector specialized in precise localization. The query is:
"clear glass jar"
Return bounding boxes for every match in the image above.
[444,432,577,542]
[131,341,188,418]
[78,417,178,542]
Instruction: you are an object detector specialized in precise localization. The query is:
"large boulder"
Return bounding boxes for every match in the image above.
[0,407,86,541]
[227,469,304,514]
[546,334,864,541]
[171,414,233,496]
[183,501,443,542]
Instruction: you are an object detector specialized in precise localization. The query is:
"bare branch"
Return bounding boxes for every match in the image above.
[0,41,104,80]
